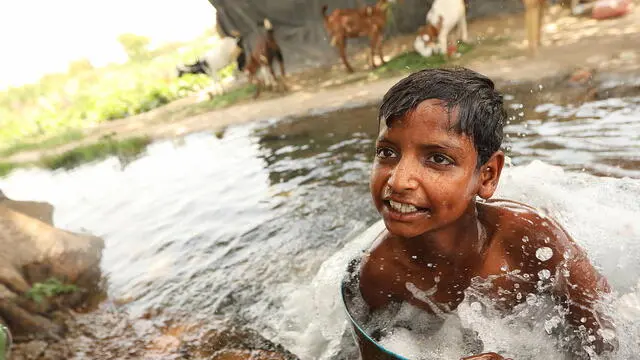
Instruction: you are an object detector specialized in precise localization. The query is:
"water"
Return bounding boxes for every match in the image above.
[1,92,639,359]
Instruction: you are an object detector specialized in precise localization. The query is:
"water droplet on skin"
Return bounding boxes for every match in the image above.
[544,316,562,334]
[526,293,537,305]
[516,292,522,300]
[536,247,553,261]
[514,283,520,289]
[522,236,529,243]
[434,276,440,283]
[500,264,509,271]
[580,317,587,323]
[471,302,482,311]
[427,263,434,268]
[411,255,417,260]
[538,269,551,280]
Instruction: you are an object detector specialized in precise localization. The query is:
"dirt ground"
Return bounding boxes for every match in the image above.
[4,2,640,165]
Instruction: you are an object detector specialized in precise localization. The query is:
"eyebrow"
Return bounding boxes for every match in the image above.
[376,136,463,151]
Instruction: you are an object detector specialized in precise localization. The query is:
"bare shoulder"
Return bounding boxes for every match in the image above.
[478,199,586,268]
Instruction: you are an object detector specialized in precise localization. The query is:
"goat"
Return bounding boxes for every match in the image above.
[176,33,245,95]
[413,0,468,58]
[321,0,396,73]
[243,18,286,99]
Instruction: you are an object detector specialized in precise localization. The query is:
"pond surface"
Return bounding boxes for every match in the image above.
[1,90,639,359]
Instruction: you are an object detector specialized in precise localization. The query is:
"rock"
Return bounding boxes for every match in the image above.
[0,191,54,226]
[0,192,105,340]
[0,204,104,291]
[568,67,595,86]
[10,340,47,360]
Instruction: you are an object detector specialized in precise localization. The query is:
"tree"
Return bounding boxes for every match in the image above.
[67,58,94,75]
[117,33,151,61]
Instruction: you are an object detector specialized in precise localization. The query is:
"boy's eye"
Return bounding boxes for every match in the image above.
[428,153,454,165]
[376,147,397,159]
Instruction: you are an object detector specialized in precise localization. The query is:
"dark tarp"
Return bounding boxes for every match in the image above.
[210,0,525,72]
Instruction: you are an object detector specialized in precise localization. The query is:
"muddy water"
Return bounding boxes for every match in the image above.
[1,89,639,358]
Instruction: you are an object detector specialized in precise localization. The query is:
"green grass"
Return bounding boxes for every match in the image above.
[374,42,476,75]
[39,136,152,171]
[0,129,84,158]
[25,278,78,304]
[0,162,19,178]
[199,84,257,110]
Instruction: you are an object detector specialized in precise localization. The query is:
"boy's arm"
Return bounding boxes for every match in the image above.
[554,244,617,354]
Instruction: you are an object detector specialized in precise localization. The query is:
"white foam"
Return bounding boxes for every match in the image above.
[273,161,640,360]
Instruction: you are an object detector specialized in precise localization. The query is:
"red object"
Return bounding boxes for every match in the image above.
[447,44,458,56]
[592,0,632,20]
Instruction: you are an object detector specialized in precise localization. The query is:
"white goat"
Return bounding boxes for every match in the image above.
[177,36,244,96]
[413,0,468,58]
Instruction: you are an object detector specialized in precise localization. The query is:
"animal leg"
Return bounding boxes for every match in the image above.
[249,73,262,99]
[376,33,386,65]
[369,36,378,69]
[459,11,469,43]
[275,49,285,78]
[336,37,354,73]
[268,63,278,88]
[438,30,449,57]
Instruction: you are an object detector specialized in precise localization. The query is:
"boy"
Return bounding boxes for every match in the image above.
[358,68,616,359]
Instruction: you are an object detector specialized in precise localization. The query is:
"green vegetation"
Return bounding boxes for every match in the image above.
[0,162,18,178]
[25,278,78,304]
[0,30,234,159]
[0,129,84,158]
[117,33,152,61]
[0,136,151,178]
[374,42,475,76]
[195,84,257,111]
[40,136,151,171]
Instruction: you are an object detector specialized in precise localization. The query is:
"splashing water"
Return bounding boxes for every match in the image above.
[274,161,640,360]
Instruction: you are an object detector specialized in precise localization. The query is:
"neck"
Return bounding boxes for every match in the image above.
[406,201,485,264]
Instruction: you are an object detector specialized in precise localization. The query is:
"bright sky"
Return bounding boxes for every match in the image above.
[0,0,216,89]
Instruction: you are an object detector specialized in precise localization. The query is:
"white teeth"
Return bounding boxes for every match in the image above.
[388,200,419,213]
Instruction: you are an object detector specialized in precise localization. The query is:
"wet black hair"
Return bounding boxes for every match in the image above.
[378,67,506,167]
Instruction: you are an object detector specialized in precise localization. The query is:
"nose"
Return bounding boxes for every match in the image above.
[387,158,419,192]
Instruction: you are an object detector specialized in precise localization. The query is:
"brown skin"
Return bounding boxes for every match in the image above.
[321,0,391,73]
[360,99,615,359]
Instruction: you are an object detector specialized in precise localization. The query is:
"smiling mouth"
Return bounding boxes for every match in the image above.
[385,199,431,215]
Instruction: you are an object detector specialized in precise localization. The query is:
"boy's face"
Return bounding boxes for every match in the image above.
[370,99,499,239]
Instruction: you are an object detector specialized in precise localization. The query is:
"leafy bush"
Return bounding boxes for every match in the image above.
[0,33,232,156]
[25,278,78,304]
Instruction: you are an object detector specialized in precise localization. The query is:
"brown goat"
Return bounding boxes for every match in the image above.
[321,0,395,73]
[243,19,286,99]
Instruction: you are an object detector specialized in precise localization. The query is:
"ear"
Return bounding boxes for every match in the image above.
[477,150,504,199]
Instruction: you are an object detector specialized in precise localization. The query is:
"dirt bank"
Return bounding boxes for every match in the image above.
[3,3,640,166]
